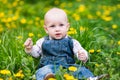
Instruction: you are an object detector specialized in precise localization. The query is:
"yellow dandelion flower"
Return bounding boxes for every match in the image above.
[117,52,120,55]
[95,63,99,67]
[18,70,23,73]
[48,78,56,80]
[101,16,112,21]
[74,30,77,34]
[0,69,11,75]
[67,31,77,35]
[87,14,94,19]
[2,0,7,4]
[118,41,120,45]
[72,13,80,21]
[78,5,86,12]
[6,23,11,28]
[7,17,12,22]
[0,78,3,80]
[0,12,5,18]
[35,17,40,21]
[65,75,75,80]
[72,79,77,80]
[67,31,72,35]
[37,34,41,38]
[8,77,12,80]
[12,15,19,21]
[12,2,18,7]
[68,28,77,35]
[103,10,111,16]
[89,49,95,53]
[20,18,26,24]
[80,26,85,31]
[64,74,78,80]
[17,36,23,40]
[28,33,34,37]
[112,24,118,29]
[96,49,101,53]
[14,70,24,78]
[70,28,74,31]
[14,72,24,78]
[68,66,77,72]
[64,73,70,78]
[96,11,101,16]
[75,16,80,21]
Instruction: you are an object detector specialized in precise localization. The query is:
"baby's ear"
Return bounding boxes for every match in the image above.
[44,25,48,33]
[67,23,70,30]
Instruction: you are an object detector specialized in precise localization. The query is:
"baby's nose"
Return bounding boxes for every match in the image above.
[55,26,60,31]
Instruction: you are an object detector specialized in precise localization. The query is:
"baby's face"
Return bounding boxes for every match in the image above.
[44,14,69,39]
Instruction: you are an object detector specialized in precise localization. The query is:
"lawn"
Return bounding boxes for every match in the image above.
[0,0,120,80]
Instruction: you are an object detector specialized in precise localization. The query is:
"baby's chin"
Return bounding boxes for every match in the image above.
[53,37,63,40]
[52,36,64,40]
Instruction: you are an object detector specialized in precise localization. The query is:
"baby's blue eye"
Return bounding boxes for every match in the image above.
[60,24,64,26]
[50,25,55,27]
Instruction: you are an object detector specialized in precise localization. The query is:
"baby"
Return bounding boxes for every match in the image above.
[24,8,102,80]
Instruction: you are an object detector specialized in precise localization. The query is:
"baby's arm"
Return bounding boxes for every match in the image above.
[24,38,44,58]
[24,38,33,53]
[73,39,88,63]
[78,50,88,62]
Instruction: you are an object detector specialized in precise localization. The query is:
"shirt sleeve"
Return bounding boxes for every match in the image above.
[30,38,44,58]
[72,39,88,59]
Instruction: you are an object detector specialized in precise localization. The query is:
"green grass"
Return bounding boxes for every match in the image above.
[0,0,120,80]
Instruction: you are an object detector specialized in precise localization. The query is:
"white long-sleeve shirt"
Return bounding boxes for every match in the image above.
[26,36,88,61]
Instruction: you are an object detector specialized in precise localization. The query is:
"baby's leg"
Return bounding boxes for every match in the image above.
[72,66,94,79]
[35,65,57,80]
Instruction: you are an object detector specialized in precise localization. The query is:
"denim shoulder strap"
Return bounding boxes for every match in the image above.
[68,36,74,56]
[44,36,49,40]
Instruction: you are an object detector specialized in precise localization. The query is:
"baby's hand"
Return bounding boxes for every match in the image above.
[78,50,87,62]
[24,38,33,53]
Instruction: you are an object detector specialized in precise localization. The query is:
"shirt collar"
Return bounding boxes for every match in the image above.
[49,35,68,40]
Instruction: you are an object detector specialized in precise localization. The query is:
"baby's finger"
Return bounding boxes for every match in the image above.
[24,38,32,46]
[26,45,32,49]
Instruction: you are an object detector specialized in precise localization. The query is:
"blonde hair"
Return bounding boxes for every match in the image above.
[44,8,68,24]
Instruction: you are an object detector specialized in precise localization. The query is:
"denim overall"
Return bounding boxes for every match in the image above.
[36,36,94,80]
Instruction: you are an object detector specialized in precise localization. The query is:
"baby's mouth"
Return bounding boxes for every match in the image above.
[55,33,61,36]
